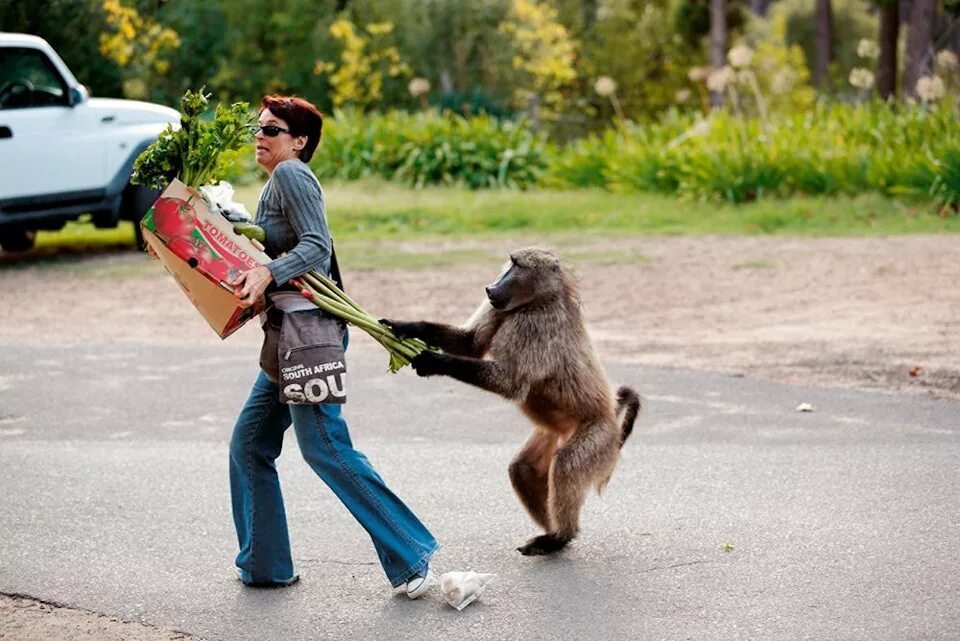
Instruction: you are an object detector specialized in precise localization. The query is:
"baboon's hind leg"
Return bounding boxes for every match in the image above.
[518,424,619,556]
[508,430,558,533]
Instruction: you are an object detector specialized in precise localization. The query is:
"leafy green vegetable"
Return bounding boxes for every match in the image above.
[132,88,255,190]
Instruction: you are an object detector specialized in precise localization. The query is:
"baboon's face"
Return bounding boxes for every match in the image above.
[485,250,562,311]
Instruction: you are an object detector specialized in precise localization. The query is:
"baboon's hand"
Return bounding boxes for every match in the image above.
[380,319,419,340]
[411,351,445,377]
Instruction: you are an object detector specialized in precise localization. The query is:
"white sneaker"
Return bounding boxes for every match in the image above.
[404,569,436,600]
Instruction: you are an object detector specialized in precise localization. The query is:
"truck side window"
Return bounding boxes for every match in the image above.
[0,47,68,110]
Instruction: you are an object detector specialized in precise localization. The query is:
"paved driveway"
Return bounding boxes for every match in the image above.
[0,343,957,640]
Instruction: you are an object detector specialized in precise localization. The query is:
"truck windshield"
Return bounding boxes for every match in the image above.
[0,47,68,110]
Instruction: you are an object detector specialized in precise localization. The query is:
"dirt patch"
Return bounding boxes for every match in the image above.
[2,234,959,400]
[0,594,199,641]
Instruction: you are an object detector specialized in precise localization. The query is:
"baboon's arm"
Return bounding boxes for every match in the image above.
[382,320,480,356]
[412,352,522,400]
[383,301,499,358]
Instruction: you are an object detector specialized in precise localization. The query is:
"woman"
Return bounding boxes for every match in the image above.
[229,95,438,597]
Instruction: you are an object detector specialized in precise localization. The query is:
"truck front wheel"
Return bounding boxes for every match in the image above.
[121,182,161,251]
[0,227,36,252]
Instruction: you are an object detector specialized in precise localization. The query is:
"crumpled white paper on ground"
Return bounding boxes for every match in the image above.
[439,571,497,611]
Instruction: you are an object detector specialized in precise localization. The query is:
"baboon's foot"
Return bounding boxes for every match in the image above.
[517,533,572,556]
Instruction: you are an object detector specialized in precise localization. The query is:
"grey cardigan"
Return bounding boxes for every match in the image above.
[256,159,332,286]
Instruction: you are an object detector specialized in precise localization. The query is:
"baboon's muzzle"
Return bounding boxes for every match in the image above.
[486,285,509,310]
[486,262,516,310]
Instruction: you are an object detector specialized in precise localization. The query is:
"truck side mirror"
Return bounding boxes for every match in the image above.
[68,85,89,107]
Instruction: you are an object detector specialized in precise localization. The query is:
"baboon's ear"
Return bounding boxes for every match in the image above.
[551,257,561,272]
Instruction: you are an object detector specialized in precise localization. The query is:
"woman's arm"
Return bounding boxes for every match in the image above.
[265,160,332,285]
[232,161,331,308]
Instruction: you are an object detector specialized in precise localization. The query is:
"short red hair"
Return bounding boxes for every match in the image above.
[260,95,324,162]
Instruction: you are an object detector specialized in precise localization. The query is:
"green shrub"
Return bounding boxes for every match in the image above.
[545,101,958,209]
[310,109,547,189]
[220,101,957,213]
[929,147,960,212]
[220,109,547,189]
[542,130,615,188]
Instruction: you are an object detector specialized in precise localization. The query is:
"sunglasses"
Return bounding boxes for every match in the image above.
[252,124,291,137]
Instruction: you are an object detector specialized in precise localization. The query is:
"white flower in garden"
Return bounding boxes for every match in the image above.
[594,76,617,97]
[936,49,959,71]
[688,120,711,137]
[848,67,875,90]
[408,77,431,98]
[929,76,946,99]
[674,88,692,104]
[687,66,710,83]
[123,78,147,99]
[857,39,879,60]
[916,75,945,101]
[758,56,777,72]
[728,45,754,69]
[706,66,734,92]
[770,69,795,95]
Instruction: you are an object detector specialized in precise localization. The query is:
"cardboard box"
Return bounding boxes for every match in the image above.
[140,178,271,339]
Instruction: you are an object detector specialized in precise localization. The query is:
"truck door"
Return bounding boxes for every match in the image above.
[0,46,106,200]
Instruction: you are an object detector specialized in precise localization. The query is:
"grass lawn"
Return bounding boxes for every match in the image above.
[226,180,960,237]
[30,180,960,258]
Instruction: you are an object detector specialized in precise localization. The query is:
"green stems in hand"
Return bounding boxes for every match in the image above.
[291,271,430,372]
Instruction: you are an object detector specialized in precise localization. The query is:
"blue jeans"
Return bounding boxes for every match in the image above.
[229,349,438,588]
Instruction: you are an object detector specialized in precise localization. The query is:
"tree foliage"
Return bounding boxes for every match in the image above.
[3,0,955,131]
[314,18,409,109]
[744,9,817,113]
[579,0,699,117]
[778,0,876,93]
[98,0,180,100]
[1,0,123,96]
[498,0,578,115]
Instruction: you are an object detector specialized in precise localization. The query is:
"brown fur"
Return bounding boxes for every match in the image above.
[383,247,641,556]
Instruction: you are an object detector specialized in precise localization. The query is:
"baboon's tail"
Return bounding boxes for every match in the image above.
[596,386,642,495]
[616,386,641,447]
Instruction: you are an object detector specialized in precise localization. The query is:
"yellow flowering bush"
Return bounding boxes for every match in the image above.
[314,18,410,110]
[498,0,577,117]
[98,0,180,100]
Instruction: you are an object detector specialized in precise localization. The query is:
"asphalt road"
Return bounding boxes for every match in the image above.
[0,342,957,640]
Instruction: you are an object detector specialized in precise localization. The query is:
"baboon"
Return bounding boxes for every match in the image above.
[383,247,641,556]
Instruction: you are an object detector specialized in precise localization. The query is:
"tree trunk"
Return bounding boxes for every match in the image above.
[709,0,727,107]
[438,69,453,94]
[814,0,834,90]
[526,94,541,132]
[582,0,598,30]
[932,4,960,62]
[876,2,900,100]
[453,40,469,94]
[749,0,773,16]
[903,0,936,99]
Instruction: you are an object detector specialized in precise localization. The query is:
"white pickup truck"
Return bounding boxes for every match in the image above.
[0,32,179,251]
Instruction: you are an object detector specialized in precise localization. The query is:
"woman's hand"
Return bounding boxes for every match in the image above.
[231,265,274,308]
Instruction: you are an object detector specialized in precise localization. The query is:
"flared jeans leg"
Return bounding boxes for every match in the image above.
[229,370,439,587]
[290,400,439,587]
[229,371,295,584]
